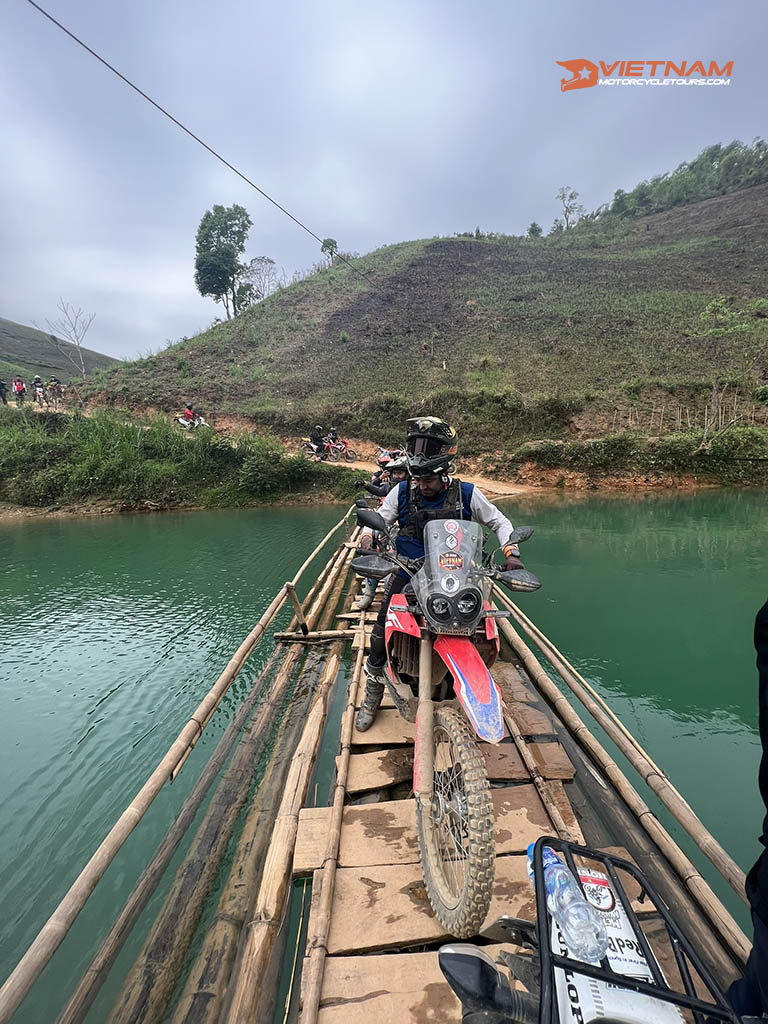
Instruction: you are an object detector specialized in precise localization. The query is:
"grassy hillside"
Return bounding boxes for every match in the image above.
[0,317,120,383]
[0,407,356,508]
[88,183,768,455]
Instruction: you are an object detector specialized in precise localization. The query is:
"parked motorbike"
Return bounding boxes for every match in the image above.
[352,508,540,937]
[439,838,747,1023]
[326,436,358,462]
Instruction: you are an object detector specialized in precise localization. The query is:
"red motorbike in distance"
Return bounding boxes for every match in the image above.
[325,434,358,462]
[352,506,540,937]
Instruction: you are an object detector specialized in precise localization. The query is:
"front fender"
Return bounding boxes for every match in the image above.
[433,636,505,744]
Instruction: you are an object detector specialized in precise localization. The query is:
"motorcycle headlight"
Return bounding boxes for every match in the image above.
[427,595,453,622]
[455,588,482,620]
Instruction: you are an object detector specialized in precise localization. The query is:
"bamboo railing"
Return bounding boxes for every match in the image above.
[495,614,752,966]
[220,594,360,1023]
[0,507,354,1024]
[298,617,368,1024]
[492,585,748,903]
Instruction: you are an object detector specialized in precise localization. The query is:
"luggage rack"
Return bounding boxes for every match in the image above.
[531,836,741,1024]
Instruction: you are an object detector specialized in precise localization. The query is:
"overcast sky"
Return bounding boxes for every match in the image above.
[0,0,763,359]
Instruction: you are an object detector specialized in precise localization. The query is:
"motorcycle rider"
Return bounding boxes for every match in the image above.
[309,424,326,459]
[355,416,524,731]
[352,457,410,612]
[356,455,409,499]
[12,376,26,405]
[0,379,7,405]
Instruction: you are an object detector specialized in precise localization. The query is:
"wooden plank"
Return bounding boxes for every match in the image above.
[336,611,379,622]
[547,780,585,845]
[481,741,575,782]
[315,946,518,1023]
[295,786,558,875]
[504,700,555,736]
[325,855,535,954]
[344,749,414,795]
[345,741,574,795]
[491,661,538,703]
[351,709,414,745]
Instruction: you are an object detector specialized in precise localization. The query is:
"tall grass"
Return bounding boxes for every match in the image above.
[0,408,356,507]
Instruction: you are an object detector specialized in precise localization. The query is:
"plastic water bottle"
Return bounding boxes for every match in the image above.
[527,844,609,962]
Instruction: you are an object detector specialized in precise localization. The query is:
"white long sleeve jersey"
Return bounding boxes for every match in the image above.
[362,479,515,549]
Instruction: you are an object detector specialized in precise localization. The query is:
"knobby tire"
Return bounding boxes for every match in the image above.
[417,704,494,937]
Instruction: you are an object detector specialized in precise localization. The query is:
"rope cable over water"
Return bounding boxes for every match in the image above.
[22,0,377,287]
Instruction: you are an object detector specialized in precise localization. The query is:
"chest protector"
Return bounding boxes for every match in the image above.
[395,478,474,561]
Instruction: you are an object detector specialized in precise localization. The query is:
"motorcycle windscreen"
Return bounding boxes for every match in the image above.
[412,520,488,635]
[433,636,505,744]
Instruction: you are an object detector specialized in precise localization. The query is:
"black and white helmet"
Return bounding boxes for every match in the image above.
[405,417,457,477]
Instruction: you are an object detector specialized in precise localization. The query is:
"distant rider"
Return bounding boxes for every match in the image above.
[309,424,326,459]
[32,375,46,407]
[0,379,7,405]
[355,416,524,731]
[12,376,26,405]
[184,403,197,422]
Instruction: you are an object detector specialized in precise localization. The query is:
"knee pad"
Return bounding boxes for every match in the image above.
[368,621,387,667]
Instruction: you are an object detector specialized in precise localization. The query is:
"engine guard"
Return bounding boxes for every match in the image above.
[433,636,505,744]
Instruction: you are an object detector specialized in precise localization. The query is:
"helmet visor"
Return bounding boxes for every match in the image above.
[408,435,444,458]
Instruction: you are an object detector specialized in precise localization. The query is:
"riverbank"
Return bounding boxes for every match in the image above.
[2,408,767,520]
[0,408,359,515]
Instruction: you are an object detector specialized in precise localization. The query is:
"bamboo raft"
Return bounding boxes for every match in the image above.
[0,510,752,1023]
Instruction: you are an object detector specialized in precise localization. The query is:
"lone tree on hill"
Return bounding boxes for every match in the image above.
[44,298,95,379]
[321,238,338,265]
[555,186,585,229]
[526,221,543,238]
[195,204,257,318]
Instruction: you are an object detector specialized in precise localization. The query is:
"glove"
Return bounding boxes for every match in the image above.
[354,478,367,489]
[503,542,523,572]
[359,534,373,551]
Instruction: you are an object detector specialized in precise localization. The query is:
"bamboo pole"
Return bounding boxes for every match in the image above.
[169,547,359,1024]
[221,645,348,1023]
[56,548,351,1024]
[286,583,309,636]
[496,617,751,966]
[56,645,285,1024]
[0,510,353,1024]
[299,619,367,1024]
[108,540,358,1024]
[501,702,578,844]
[273,629,352,643]
[492,586,747,903]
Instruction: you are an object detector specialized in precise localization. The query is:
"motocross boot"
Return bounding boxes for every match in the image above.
[355,662,386,732]
[352,579,376,612]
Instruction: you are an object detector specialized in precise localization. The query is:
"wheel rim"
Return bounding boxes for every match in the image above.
[431,722,470,906]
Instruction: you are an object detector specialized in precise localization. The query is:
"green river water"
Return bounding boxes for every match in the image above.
[1,491,766,1022]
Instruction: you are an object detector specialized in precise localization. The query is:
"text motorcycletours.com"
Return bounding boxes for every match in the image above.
[557,59,733,91]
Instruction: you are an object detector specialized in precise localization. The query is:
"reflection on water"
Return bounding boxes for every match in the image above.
[497,488,766,915]
[0,505,345,1022]
[0,491,765,1018]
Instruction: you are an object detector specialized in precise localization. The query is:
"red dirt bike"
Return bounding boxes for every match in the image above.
[353,507,540,937]
[325,435,357,462]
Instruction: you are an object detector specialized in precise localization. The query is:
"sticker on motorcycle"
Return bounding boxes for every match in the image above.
[438,552,464,570]
[444,521,459,533]
[441,575,460,594]
[444,534,458,550]
[580,873,616,913]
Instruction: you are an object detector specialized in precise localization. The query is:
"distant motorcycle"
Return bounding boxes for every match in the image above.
[176,414,209,430]
[301,437,330,460]
[326,436,357,462]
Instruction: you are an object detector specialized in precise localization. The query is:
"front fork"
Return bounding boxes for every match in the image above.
[414,631,434,819]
